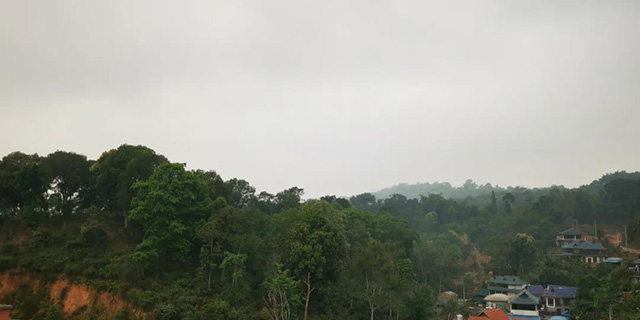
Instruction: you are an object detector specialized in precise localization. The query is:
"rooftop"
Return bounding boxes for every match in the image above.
[469,309,510,320]
[558,228,586,236]
[0,304,11,310]
[525,285,544,297]
[510,290,540,305]
[543,285,578,299]
[604,257,623,264]
[562,240,605,251]
[484,293,510,302]
[488,286,522,294]
[489,275,526,286]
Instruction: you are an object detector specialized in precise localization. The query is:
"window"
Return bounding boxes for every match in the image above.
[547,298,555,308]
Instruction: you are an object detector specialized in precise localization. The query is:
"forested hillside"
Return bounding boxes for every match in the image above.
[1,145,640,319]
[372,171,640,202]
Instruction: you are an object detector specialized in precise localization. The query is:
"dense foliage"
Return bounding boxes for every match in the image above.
[0,145,639,319]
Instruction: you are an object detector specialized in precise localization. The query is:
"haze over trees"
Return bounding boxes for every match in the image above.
[0,145,639,319]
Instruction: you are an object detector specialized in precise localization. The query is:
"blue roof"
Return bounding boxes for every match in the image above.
[549,317,568,320]
[563,240,605,250]
[544,285,578,298]
[526,285,544,297]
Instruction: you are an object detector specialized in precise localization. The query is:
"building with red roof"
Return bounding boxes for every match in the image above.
[468,309,510,320]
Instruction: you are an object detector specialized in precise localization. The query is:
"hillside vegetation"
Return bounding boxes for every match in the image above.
[0,145,640,319]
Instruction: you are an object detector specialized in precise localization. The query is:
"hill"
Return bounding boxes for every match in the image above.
[1,146,640,319]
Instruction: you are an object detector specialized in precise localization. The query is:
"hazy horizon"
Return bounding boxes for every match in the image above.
[2,1,640,198]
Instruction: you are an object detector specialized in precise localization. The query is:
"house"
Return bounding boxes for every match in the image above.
[560,240,607,264]
[487,276,527,296]
[541,285,577,316]
[469,309,510,320]
[556,223,588,247]
[509,289,540,319]
[483,293,510,310]
[0,305,11,320]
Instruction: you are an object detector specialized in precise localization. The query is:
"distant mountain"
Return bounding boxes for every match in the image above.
[371,171,640,200]
[372,180,510,200]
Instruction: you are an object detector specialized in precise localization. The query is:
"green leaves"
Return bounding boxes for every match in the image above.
[128,163,213,271]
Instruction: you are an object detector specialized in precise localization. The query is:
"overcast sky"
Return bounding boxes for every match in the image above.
[1,1,639,198]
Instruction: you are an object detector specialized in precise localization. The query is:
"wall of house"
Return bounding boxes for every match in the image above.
[511,304,539,316]
[0,309,10,320]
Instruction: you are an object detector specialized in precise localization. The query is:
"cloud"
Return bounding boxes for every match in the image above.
[1,0,639,197]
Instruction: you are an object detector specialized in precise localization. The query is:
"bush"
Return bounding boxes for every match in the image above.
[43,305,65,320]
[115,309,131,320]
[155,303,178,320]
[81,219,108,248]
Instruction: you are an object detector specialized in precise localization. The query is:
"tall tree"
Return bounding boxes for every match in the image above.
[41,151,91,223]
[488,190,498,214]
[502,192,515,215]
[0,152,47,215]
[276,200,347,320]
[92,144,167,227]
[406,285,435,320]
[224,178,256,208]
[510,233,536,277]
[276,187,304,210]
[262,264,301,320]
[128,163,212,275]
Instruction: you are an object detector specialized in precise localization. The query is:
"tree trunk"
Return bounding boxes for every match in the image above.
[124,215,128,229]
[304,271,312,320]
[207,239,214,290]
[370,305,375,320]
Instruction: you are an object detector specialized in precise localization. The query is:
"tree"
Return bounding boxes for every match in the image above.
[487,191,498,214]
[128,163,212,274]
[276,187,304,210]
[352,240,404,320]
[0,152,47,215]
[262,264,301,320]
[224,178,256,208]
[533,258,571,286]
[510,233,535,277]
[41,151,91,224]
[220,252,249,302]
[92,144,167,227]
[276,200,347,320]
[406,285,435,320]
[349,193,377,212]
[197,203,225,290]
[195,170,228,201]
[502,193,515,215]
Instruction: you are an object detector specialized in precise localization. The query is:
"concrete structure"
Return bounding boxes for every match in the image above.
[484,293,510,310]
[556,222,588,247]
[487,276,527,297]
[509,290,540,318]
[541,285,577,316]
[560,240,607,264]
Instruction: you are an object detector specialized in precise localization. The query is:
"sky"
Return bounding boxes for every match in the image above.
[1,1,640,198]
